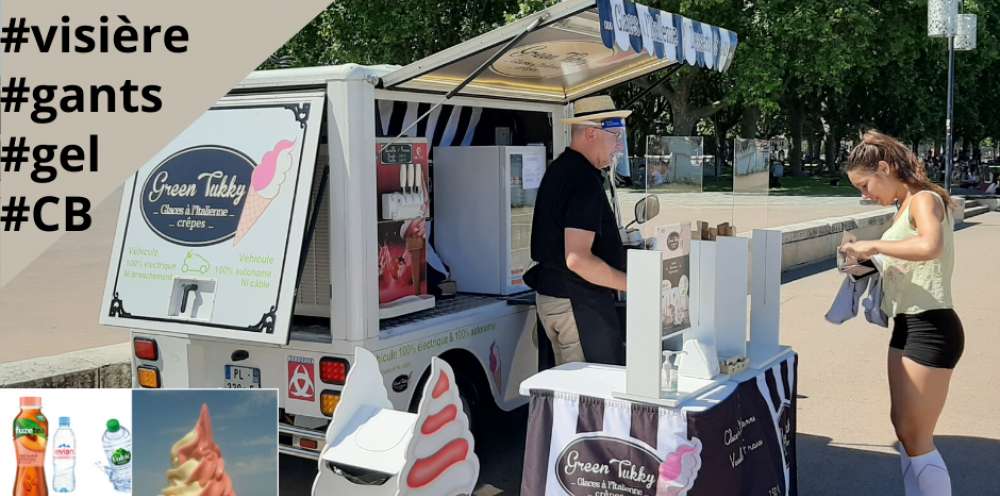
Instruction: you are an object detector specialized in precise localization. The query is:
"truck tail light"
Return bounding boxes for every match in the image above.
[137,366,161,388]
[299,438,319,450]
[320,357,349,385]
[133,338,158,361]
[320,390,341,417]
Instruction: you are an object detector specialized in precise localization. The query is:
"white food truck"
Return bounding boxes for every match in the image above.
[99,0,738,461]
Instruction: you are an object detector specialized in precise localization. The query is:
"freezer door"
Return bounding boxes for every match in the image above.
[100,92,325,345]
[505,146,544,294]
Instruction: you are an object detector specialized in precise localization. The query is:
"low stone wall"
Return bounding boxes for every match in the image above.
[778,209,895,271]
[0,343,131,388]
[778,197,969,271]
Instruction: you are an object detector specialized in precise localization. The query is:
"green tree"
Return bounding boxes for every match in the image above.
[262,0,519,68]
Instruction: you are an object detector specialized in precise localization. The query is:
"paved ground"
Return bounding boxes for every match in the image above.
[0,193,124,362]
[280,213,1000,495]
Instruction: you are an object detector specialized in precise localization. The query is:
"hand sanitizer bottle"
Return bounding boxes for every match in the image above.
[661,351,684,395]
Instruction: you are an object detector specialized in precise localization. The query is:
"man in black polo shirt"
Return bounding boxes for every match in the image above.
[523,95,630,365]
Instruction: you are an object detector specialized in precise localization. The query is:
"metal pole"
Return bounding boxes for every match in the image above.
[620,64,683,110]
[945,34,955,192]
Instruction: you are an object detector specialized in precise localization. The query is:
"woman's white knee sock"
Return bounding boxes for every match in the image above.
[906,449,952,496]
[897,443,919,495]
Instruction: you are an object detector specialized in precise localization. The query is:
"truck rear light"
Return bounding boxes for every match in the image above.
[320,390,341,416]
[137,366,161,388]
[299,438,319,450]
[133,338,158,361]
[320,357,349,385]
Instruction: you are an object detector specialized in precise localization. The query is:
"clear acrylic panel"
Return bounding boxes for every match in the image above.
[634,137,704,356]
[732,138,771,233]
[645,136,705,195]
[626,136,705,238]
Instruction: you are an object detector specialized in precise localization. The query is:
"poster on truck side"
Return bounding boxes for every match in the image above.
[100,93,325,344]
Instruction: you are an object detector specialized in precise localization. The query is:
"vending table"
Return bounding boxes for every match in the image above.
[519,349,798,496]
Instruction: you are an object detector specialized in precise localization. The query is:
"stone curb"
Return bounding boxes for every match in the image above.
[0,343,131,388]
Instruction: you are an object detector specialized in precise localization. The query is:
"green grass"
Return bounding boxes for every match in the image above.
[701,174,861,197]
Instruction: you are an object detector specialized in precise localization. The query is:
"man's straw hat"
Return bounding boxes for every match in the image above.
[561,95,633,125]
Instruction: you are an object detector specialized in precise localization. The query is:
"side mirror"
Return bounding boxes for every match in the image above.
[634,195,660,225]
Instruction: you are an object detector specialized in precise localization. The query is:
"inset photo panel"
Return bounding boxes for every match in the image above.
[132,389,278,496]
[1,388,132,495]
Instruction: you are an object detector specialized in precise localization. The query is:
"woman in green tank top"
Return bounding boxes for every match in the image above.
[840,131,963,496]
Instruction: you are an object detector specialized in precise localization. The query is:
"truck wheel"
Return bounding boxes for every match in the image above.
[455,374,481,434]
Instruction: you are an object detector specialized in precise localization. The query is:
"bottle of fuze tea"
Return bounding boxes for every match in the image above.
[13,396,48,496]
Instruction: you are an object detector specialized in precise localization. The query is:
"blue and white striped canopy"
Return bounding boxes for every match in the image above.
[597,0,739,73]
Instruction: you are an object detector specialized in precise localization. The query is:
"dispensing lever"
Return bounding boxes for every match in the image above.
[180,283,199,314]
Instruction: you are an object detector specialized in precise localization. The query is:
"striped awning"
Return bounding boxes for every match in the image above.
[375,100,482,147]
[597,0,738,73]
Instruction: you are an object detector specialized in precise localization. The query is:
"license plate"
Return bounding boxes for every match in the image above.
[224,365,260,388]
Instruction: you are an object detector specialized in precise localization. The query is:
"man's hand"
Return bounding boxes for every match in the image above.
[565,228,627,291]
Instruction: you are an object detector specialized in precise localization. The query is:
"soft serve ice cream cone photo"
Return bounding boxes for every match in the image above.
[132,390,277,496]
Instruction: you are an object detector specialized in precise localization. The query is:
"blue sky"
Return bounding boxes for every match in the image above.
[132,390,278,496]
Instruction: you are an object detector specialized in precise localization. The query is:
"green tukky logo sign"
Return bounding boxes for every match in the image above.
[13,418,46,440]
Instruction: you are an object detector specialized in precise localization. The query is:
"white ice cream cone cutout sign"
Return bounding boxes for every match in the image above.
[398,359,479,496]
[234,140,296,245]
[311,349,479,496]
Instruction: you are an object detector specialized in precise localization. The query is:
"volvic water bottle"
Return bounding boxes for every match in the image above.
[101,419,132,492]
[51,417,76,492]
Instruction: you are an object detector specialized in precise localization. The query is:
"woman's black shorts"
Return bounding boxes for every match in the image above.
[890,309,964,369]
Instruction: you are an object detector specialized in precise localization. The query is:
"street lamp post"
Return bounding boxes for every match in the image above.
[929,0,976,193]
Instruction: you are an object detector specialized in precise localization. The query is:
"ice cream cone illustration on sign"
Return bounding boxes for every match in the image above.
[233,140,296,245]
[160,404,236,496]
[397,358,479,496]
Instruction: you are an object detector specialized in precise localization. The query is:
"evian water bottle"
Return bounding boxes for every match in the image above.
[51,417,75,492]
[101,419,131,492]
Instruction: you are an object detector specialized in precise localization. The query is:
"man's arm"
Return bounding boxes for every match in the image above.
[564,228,627,291]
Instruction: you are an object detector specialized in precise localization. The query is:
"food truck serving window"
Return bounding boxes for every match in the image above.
[380,0,738,104]
[100,92,324,345]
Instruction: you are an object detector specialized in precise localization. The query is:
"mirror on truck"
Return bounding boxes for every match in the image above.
[634,195,660,225]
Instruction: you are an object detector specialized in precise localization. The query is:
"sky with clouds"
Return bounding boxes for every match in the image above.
[132,389,278,496]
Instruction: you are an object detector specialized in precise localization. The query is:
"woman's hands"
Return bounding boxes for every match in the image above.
[840,240,879,261]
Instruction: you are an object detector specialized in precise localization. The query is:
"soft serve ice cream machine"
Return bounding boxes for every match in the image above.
[375,138,435,319]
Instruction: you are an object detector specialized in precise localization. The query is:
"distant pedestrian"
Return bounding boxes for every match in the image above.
[840,130,963,496]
